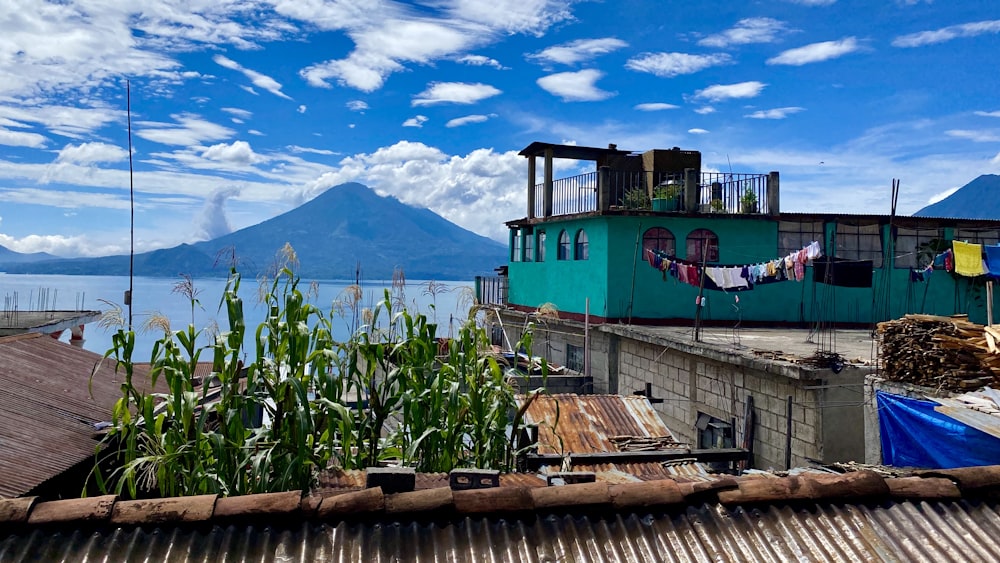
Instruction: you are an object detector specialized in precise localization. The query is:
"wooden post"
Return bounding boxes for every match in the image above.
[693,240,709,342]
[527,156,536,219]
[767,171,780,215]
[785,395,793,470]
[989,281,994,327]
[543,147,554,217]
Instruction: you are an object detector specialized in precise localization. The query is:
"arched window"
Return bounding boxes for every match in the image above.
[643,227,675,256]
[575,229,589,260]
[686,229,719,262]
[557,230,570,260]
[537,231,546,262]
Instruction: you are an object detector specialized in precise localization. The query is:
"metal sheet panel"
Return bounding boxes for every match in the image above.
[0,334,156,497]
[521,394,674,455]
[4,500,1000,562]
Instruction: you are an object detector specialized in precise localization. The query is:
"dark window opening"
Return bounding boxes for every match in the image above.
[643,227,676,256]
[686,229,719,262]
[575,230,589,260]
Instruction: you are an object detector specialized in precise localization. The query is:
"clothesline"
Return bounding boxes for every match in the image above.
[645,241,823,292]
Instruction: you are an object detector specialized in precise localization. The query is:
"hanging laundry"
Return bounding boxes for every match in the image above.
[813,257,873,288]
[985,245,1000,279]
[953,241,986,277]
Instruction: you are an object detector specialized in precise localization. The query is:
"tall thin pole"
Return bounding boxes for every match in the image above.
[127,80,135,329]
[693,239,710,342]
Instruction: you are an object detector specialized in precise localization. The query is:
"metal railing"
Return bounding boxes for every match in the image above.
[531,169,771,216]
[698,172,769,215]
[476,275,507,306]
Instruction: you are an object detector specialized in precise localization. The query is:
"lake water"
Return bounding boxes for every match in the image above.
[0,273,474,360]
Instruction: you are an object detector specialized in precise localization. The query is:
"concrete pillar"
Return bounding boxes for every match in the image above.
[767,171,780,215]
[598,166,611,211]
[543,148,554,217]
[527,156,536,219]
[684,168,699,212]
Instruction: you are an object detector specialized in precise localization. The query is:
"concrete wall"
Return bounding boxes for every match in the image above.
[496,310,869,470]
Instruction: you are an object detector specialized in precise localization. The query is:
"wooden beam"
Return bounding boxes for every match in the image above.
[523,448,749,470]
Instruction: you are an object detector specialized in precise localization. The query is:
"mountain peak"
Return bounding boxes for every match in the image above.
[915,175,1000,219]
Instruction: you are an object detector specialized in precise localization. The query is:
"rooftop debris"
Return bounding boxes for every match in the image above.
[877,314,1000,391]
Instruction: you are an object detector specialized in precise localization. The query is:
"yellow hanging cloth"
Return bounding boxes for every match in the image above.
[953,240,986,277]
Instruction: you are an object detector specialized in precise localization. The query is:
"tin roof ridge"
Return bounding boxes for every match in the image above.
[4,465,998,527]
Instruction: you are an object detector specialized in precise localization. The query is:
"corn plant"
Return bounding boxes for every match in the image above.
[90,260,539,499]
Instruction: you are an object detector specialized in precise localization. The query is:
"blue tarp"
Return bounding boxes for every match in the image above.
[877,391,1000,468]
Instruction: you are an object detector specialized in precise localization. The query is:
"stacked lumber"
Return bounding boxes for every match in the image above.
[877,314,1000,391]
[610,435,688,451]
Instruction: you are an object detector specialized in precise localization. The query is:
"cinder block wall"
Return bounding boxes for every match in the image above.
[494,311,866,469]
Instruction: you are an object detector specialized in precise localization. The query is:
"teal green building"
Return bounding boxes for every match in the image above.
[491,142,1000,327]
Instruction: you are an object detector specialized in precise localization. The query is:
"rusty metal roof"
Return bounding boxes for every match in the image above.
[0,334,155,498]
[521,394,679,454]
[4,499,1000,562]
[5,466,1000,561]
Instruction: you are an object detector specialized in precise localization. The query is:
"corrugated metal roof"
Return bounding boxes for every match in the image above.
[0,334,156,498]
[4,500,999,562]
[521,394,679,455]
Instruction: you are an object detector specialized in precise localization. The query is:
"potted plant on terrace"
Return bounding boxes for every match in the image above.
[620,187,650,210]
[740,187,759,214]
[652,182,682,212]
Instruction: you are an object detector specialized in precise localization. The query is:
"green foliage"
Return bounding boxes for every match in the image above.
[620,187,650,210]
[653,182,682,200]
[740,187,759,213]
[89,261,533,498]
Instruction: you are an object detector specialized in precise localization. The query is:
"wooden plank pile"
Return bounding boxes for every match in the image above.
[877,314,1000,391]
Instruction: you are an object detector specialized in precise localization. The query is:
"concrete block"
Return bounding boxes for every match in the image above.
[450,468,501,490]
[367,467,416,494]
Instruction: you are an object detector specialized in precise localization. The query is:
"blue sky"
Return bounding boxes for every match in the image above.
[1,0,999,257]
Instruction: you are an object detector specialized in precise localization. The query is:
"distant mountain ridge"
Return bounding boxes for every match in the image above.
[0,183,507,280]
[915,174,1000,219]
[0,245,55,265]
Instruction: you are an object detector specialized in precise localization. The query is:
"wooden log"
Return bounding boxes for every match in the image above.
[28,495,117,524]
[718,471,889,504]
[609,479,684,508]
[111,495,217,525]
[886,477,961,500]
[531,482,611,509]
[0,496,37,524]
[384,487,454,514]
[213,491,302,518]
[452,487,534,513]
[317,487,385,517]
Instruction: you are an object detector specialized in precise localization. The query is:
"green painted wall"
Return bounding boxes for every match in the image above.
[507,214,1000,325]
[507,218,612,318]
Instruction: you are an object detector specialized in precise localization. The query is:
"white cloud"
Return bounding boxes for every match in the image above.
[55,142,129,164]
[197,186,241,241]
[297,105,307,114]
[698,18,789,48]
[412,82,502,106]
[927,186,960,205]
[945,129,1000,142]
[442,0,574,35]
[635,103,680,111]
[0,128,47,148]
[893,19,1000,47]
[0,232,125,258]
[767,37,860,65]
[240,85,258,95]
[136,113,235,146]
[446,114,493,128]
[694,81,766,102]
[347,100,369,112]
[213,55,292,100]
[0,104,121,138]
[745,107,806,119]
[688,128,709,134]
[248,129,264,136]
[457,55,507,69]
[0,187,129,210]
[201,140,267,164]
[287,145,336,156]
[299,141,525,241]
[783,0,835,5]
[626,52,731,77]
[975,110,1000,118]
[529,38,628,66]
[403,115,429,127]
[537,69,614,102]
[221,107,253,120]
[694,106,716,115]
